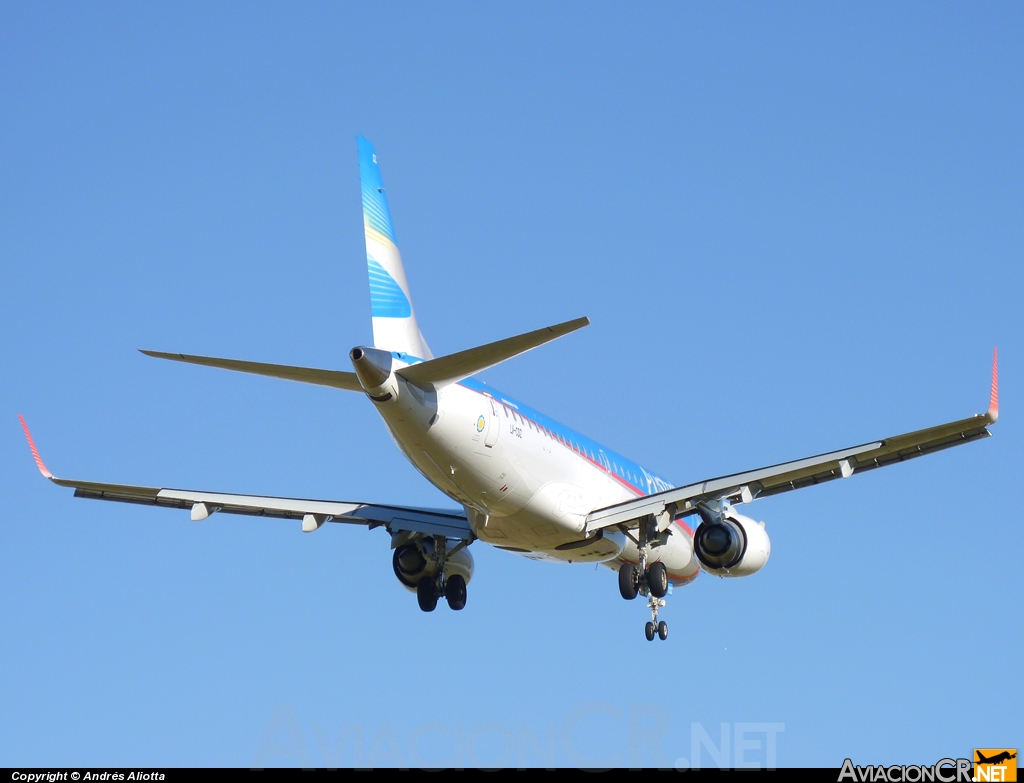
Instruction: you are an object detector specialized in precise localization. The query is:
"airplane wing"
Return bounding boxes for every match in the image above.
[586,350,999,533]
[18,416,470,539]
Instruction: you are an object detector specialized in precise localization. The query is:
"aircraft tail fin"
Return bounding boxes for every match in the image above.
[358,136,433,360]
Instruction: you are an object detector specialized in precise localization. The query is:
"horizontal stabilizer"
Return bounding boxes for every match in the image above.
[140,351,362,391]
[397,316,590,389]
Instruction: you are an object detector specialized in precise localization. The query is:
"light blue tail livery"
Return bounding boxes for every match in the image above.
[367,258,411,318]
[357,136,432,358]
[359,136,397,245]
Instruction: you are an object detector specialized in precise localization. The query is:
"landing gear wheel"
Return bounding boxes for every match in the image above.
[416,577,438,612]
[645,621,656,641]
[647,561,668,598]
[445,574,467,611]
[618,563,639,600]
[657,620,668,640]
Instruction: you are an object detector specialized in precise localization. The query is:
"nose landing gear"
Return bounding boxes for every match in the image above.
[645,596,668,641]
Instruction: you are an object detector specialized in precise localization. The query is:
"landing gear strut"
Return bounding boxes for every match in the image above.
[416,534,472,613]
[618,515,671,640]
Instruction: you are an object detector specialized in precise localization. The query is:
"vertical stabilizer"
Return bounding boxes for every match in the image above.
[358,136,433,359]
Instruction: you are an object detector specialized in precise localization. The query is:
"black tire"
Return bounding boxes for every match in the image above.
[618,563,639,600]
[416,577,438,612]
[645,621,655,641]
[445,574,467,611]
[657,620,668,641]
[648,561,668,598]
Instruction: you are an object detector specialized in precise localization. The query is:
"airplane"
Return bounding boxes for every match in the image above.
[19,136,1000,641]
[976,751,1016,765]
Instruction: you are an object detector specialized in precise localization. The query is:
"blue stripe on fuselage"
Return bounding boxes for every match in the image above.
[388,353,673,496]
[459,377,673,496]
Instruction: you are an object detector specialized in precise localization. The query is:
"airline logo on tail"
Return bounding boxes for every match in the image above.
[357,135,431,359]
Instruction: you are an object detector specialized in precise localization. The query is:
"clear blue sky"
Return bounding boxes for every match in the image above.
[2,2,1020,768]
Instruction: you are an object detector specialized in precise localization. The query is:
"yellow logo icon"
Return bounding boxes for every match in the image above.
[476,415,486,433]
[975,749,1017,782]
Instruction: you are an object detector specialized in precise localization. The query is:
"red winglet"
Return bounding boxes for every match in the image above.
[18,415,53,479]
[987,347,999,423]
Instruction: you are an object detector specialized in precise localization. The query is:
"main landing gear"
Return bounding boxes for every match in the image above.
[416,535,470,613]
[617,516,671,641]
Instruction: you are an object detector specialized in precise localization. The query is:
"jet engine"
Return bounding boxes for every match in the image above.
[391,534,474,592]
[693,508,770,577]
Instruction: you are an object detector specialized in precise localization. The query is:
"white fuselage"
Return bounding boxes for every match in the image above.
[372,366,701,586]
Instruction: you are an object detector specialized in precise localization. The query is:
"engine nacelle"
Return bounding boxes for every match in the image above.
[391,535,474,592]
[693,510,770,577]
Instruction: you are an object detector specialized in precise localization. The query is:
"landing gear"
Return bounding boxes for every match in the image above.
[622,514,673,639]
[645,594,668,641]
[619,561,667,600]
[414,534,473,613]
[618,563,639,600]
[445,574,467,611]
[648,561,668,598]
[417,577,438,612]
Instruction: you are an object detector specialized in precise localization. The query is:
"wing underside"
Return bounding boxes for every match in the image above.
[19,417,470,539]
[587,350,999,532]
